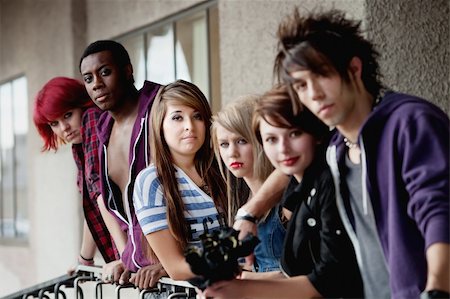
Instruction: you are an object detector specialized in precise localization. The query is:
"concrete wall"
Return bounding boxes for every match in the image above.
[366,0,449,113]
[0,0,448,296]
[84,0,203,42]
[218,0,449,111]
[0,1,81,295]
[217,0,365,104]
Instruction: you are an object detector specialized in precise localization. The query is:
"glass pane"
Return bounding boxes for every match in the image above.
[13,77,28,237]
[121,35,146,89]
[0,77,29,238]
[0,84,14,149]
[12,77,28,135]
[175,11,209,99]
[146,25,175,85]
[0,83,15,237]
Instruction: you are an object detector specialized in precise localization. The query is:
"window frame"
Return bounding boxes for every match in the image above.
[0,74,29,245]
[114,0,219,105]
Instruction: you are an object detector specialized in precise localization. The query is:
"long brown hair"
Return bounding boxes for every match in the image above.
[150,80,228,249]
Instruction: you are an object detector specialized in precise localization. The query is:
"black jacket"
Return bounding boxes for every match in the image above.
[280,159,363,298]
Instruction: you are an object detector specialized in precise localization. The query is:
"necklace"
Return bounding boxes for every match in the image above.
[344,137,359,149]
[343,88,388,150]
[199,183,210,196]
[373,87,388,109]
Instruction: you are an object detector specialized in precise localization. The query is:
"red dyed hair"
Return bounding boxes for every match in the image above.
[33,77,94,151]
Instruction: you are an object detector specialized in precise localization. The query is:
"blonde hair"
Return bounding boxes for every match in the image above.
[211,95,274,224]
[150,80,228,249]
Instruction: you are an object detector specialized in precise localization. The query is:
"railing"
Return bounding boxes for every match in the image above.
[2,265,196,299]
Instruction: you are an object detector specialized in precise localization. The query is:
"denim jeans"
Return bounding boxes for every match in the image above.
[253,205,286,272]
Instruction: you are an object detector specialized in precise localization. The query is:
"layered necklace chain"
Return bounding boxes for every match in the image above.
[343,88,388,150]
[344,137,359,149]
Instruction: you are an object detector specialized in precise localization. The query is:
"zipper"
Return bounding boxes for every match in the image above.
[143,111,150,167]
[124,116,147,270]
[103,144,128,224]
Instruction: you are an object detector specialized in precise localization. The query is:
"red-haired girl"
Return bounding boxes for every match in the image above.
[33,77,124,272]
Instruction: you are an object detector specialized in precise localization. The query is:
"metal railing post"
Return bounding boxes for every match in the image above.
[3,265,197,299]
[95,281,109,299]
[74,276,92,299]
[115,284,135,299]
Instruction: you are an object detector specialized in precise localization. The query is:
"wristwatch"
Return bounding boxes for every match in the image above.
[420,290,450,299]
[234,208,259,224]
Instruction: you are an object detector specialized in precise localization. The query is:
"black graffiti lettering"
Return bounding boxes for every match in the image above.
[187,219,198,240]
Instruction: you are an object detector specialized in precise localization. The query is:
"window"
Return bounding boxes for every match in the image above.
[117,1,219,106]
[0,76,29,240]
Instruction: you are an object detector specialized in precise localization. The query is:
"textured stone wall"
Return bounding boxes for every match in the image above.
[366,0,449,113]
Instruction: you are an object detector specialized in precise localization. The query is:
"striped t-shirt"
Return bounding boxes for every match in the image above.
[134,164,222,241]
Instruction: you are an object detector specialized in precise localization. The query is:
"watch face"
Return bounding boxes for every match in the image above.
[237,208,254,217]
[237,208,247,217]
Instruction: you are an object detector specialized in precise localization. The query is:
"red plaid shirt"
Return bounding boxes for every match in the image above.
[72,107,118,262]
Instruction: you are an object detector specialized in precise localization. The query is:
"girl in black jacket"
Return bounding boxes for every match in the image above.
[201,84,363,299]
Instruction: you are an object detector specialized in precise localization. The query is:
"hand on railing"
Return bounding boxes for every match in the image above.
[74,265,196,297]
[102,259,130,285]
[129,263,167,289]
[67,254,95,276]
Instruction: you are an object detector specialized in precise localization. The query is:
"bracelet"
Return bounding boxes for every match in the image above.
[79,254,94,262]
[78,254,95,266]
[234,208,259,224]
[420,290,450,299]
[235,214,258,223]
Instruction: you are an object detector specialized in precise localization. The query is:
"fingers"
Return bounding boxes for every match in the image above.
[149,268,165,288]
[202,281,228,298]
[67,265,76,276]
[142,273,152,290]
[104,263,166,289]
[128,263,167,289]
[233,220,257,240]
[148,273,158,288]
[102,260,119,283]
[245,253,255,268]
[103,272,112,282]
[119,269,131,285]
[129,273,136,284]
[102,261,127,284]
[132,268,161,289]
[112,270,119,283]
[195,287,206,299]
[133,271,145,289]
[102,271,117,283]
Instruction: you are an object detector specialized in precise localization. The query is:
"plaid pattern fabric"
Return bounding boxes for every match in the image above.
[72,107,119,262]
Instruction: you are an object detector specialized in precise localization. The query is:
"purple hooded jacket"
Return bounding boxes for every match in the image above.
[96,80,162,272]
[326,91,449,299]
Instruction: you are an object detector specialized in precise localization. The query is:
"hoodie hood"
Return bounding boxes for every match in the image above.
[96,81,162,149]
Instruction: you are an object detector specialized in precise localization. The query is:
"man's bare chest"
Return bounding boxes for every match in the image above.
[107,126,132,193]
